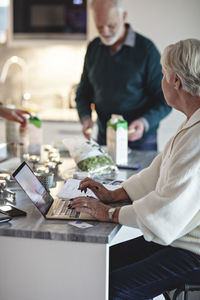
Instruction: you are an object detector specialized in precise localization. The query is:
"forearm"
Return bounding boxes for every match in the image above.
[81,115,91,123]
[112,207,121,223]
[110,188,132,223]
[142,44,171,131]
[111,187,131,203]
[75,61,93,120]
[143,100,172,131]
[0,106,12,120]
[0,106,5,118]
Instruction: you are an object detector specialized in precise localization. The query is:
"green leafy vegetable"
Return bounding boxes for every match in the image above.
[77,155,116,173]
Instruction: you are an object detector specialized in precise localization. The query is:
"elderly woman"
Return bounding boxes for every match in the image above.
[71,38,200,299]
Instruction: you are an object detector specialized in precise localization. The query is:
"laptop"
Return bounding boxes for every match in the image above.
[12,161,96,220]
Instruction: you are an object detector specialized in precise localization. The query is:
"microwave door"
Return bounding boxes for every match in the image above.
[13,0,87,40]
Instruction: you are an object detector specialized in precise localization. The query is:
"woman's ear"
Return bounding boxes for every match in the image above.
[174,74,182,90]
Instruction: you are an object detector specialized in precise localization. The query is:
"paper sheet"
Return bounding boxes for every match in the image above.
[57,178,121,199]
[68,221,94,229]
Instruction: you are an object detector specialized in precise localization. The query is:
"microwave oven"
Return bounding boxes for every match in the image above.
[11,0,87,40]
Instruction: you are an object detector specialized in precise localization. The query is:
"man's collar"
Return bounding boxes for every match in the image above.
[123,23,136,48]
[98,23,136,51]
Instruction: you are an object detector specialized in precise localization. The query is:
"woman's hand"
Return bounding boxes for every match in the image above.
[70,196,112,222]
[0,107,31,128]
[78,177,115,203]
[79,177,131,204]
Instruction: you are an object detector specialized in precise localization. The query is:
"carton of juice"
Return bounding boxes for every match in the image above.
[106,114,128,165]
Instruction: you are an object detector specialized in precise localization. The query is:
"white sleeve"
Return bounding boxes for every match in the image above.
[122,152,162,201]
[119,126,200,245]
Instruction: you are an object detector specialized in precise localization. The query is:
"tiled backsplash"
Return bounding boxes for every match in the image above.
[0,43,87,111]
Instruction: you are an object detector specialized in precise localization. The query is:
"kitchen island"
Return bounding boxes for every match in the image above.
[0,150,157,300]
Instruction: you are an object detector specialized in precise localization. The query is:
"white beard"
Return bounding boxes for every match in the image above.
[99,21,125,46]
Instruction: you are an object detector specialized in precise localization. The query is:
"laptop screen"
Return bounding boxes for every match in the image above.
[13,162,53,215]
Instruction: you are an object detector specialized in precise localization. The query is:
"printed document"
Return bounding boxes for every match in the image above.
[57,178,121,199]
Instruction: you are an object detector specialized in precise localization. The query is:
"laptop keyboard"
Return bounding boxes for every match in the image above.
[53,200,80,218]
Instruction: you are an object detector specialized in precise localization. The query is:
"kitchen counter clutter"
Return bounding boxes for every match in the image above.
[0,150,157,243]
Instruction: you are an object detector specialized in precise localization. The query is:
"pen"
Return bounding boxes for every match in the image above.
[116,164,141,171]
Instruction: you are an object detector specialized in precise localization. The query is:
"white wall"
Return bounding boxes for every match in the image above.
[88,0,200,150]
[124,0,200,52]
[119,0,200,150]
[88,0,200,50]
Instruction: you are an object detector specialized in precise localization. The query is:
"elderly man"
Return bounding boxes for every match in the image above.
[75,0,171,150]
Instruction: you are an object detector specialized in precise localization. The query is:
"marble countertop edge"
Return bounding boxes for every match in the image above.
[0,223,121,244]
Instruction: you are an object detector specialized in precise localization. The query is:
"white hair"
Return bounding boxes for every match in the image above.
[91,0,124,12]
[161,39,200,97]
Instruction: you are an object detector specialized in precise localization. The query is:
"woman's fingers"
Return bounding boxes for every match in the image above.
[71,196,97,208]
[71,197,96,217]
[77,177,113,203]
[70,196,110,221]
[79,177,98,189]
[79,178,104,194]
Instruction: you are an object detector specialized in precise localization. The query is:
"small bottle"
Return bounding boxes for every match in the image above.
[5,106,19,156]
[5,120,19,144]
[106,114,128,165]
[27,116,43,155]
[5,105,19,147]
[19,127,29,161]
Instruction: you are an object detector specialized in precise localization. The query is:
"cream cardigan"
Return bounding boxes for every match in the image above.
[121,108,200,255]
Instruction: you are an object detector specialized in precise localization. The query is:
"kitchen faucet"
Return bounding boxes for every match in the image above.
[0,56,31,107]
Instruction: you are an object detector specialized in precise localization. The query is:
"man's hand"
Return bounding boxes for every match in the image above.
[82,117,94,139]
[128,119,145,142]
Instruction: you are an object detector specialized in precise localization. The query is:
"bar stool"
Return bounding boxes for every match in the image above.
[163,283,200,300]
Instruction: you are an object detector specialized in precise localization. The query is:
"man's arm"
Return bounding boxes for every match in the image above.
[141,43,172,131]
[81,116,94,139]
[75,45,95,138]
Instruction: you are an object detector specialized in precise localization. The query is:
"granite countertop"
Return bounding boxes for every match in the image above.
[0,150,157,244]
